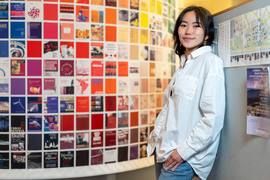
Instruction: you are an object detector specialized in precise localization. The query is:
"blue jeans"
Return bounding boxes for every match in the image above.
[155,153,195,180]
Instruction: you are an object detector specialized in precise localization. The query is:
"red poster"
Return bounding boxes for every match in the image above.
[60,115,74,131]
[91,61,104,76]
[27,41,42,58]
[91,114,103,130]
[44,4,58,21]
[76,42,89,59]
[76,114,89,130]
[106,113,116,129]
[91,131,103,147]
[60,60,74,76]
[76,96,89,113]
[105,130,116,146]
[105,96,116,111]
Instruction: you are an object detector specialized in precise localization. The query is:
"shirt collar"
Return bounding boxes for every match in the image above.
[180,46,212,68]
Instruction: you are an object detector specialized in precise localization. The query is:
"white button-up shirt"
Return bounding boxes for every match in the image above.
[147,46,225,180]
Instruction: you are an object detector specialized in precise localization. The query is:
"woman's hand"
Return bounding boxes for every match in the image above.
[164,149,184,171]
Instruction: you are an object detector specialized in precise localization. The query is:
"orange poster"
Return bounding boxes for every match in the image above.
[91,78,103,94]
[130,112,138,127]
[105,8,117,24]
[105,26,117,42]
[76,0,89,4]
[118,62,128,76]
[76,96,89,112]
[118,0,128,8]
[105,79,116,94]
[149,62,155,77]
[91,0,103,5]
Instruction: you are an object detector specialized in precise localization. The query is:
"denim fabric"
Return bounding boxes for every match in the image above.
[158,161,195,180]
[155,152,195,180]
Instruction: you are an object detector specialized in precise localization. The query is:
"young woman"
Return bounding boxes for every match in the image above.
[147,6,225,180]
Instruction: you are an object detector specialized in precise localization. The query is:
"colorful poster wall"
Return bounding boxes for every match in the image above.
[0,0,176,178]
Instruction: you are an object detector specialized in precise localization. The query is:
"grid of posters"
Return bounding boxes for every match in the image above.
[0,0,176,176]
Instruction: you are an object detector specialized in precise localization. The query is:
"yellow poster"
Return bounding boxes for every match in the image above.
[140,0,148,12]
[140,29,148,44]
[118,27,129,43]
[157,0,162,15]
[130,28,139,43]
[140,13,148,28]
[150,0,155,14]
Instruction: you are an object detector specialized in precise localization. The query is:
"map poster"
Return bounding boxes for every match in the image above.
[247,68,270,139]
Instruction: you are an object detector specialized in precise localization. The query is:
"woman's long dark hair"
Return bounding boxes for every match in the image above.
[173,6,215,56]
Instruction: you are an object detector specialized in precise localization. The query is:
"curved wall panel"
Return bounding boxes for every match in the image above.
[0,0,176,178]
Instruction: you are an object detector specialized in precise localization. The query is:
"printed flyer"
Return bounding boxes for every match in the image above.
[247,68,270,139]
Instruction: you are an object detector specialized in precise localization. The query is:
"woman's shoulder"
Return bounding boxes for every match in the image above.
[198,51,224,77]
[200,51,223,67]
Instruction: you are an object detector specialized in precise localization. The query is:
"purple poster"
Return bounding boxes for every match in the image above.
[27,60,42,76]
[130,145,138,160]
[247,68,270,139]
[11,78,25,95]
[46,97,58,113]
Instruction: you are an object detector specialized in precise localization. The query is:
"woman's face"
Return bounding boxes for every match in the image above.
[178,11,207,55]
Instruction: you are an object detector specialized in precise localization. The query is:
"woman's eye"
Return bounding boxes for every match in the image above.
[194,24,201,28]
[180,24,186,27]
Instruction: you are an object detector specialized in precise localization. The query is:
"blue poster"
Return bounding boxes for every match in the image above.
[11,97,25,113]
[0,22,8,38]
[46,97,58,113]
[0,3,8,20]
[0,41,8,57]
[27,22,41,39]
[10,3,25,20]
[11,22,25,39]
[27,97,42,113]
[28,116,42,132]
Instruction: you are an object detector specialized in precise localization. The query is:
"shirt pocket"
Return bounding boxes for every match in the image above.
[173,75,199,100]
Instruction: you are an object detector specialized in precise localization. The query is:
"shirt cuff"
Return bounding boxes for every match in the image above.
[177,141,196,161]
